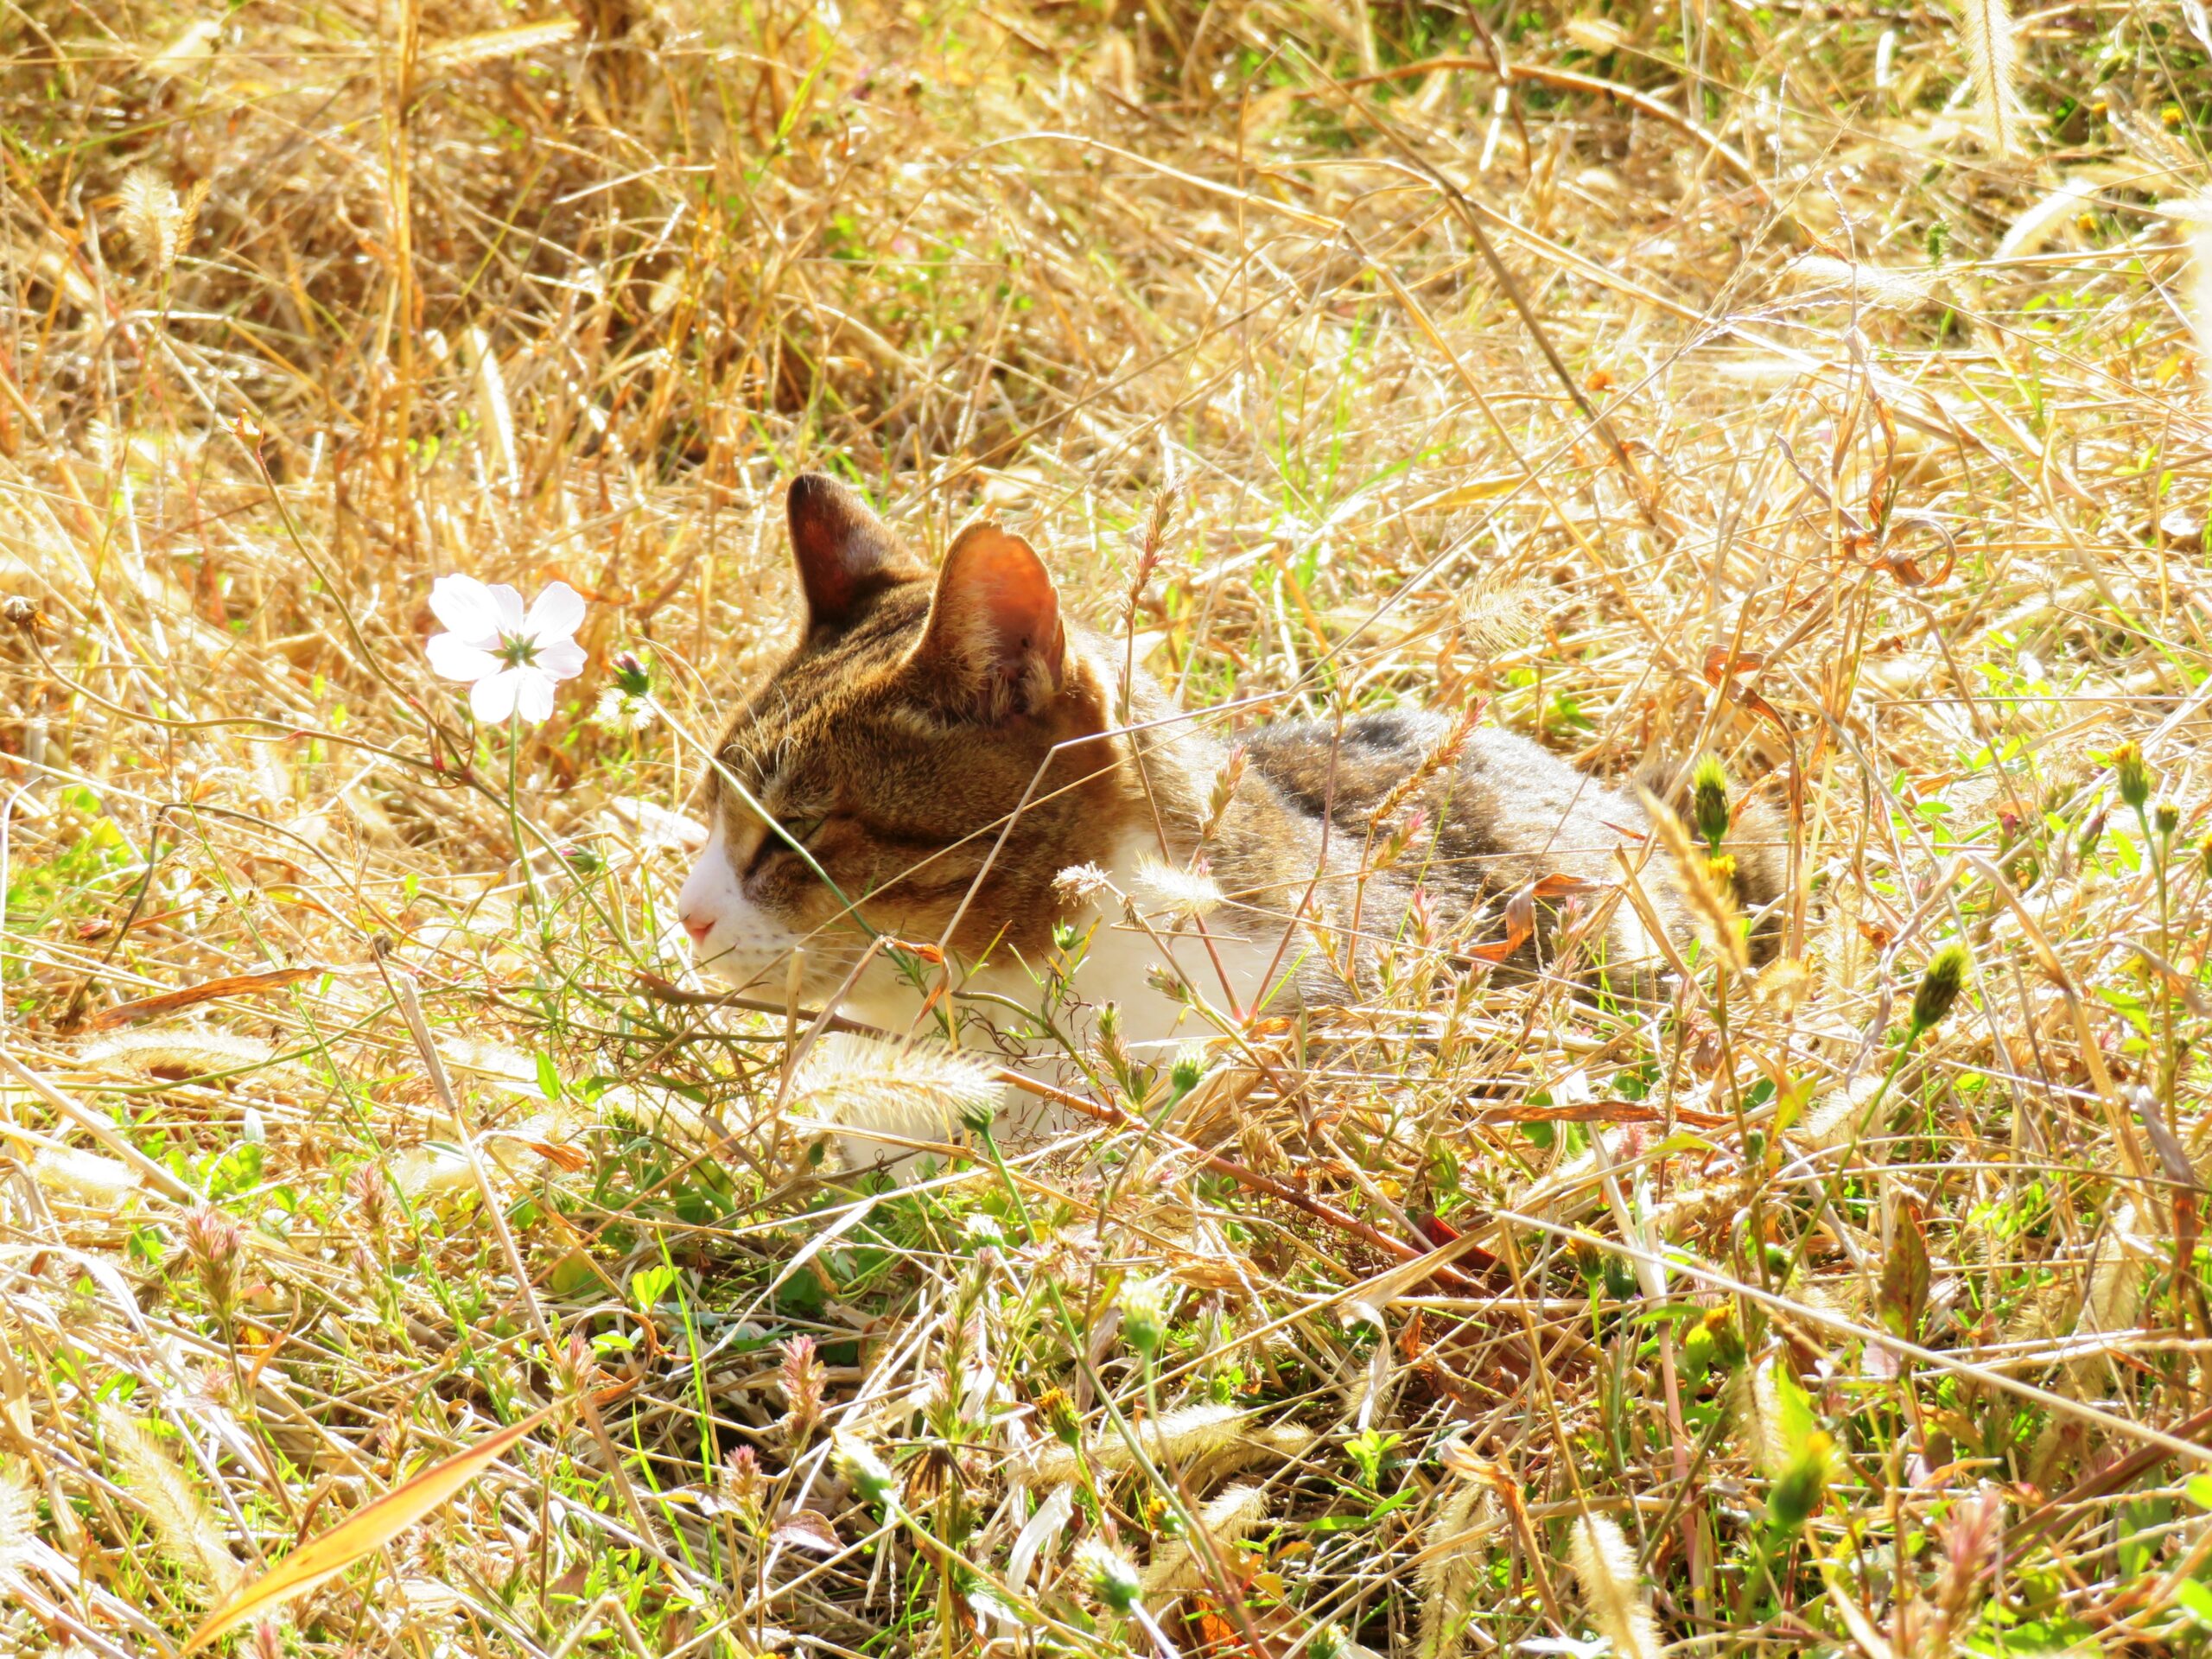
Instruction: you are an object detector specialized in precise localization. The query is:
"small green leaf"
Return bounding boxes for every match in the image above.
[628,1263,679,1310]
[2188,1474,2212,1512]
[2172,1577,2212,1629]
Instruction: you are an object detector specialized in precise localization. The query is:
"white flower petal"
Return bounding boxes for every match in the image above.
[470,668,523,723]
[512,670,556,724]
[425,635,500,683]
[535,639,586,682]
[488,584,527,634]
[523,582,586,646]
[429,575,502,642]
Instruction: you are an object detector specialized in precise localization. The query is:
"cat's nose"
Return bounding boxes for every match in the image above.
[681,911,714,944]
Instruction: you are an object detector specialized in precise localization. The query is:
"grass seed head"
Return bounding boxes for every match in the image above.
[99,1407,237,1596]
[0,1458,34,1586]
[779,1336,827,1444]
[789,1032,998,1145]
[1567,1513,1661,1659]
[1637,785,1749,973]
[179,1204,244,1319]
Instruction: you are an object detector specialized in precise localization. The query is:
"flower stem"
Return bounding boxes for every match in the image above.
[508,714,546,932]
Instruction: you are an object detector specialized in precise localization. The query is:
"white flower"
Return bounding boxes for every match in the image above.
[426,575,587,724]
[590,686,656,734]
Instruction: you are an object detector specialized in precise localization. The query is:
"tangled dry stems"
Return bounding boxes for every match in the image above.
[3,0,2212,1653]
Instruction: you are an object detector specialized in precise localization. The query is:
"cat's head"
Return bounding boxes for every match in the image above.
[675,474,1140,1000]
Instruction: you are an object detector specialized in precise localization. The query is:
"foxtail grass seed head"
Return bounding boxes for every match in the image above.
[1692,753,1732,850]
[100,1406,237,1594]
[1637,785,1750,972]
[1910,944,1970,1036]
[790,1032,997,1145]
[1765,1430,1833,1536]
[1134,854,1223,919]
[1955,0,2024,155]
[1567,1513,1662,1659]
[1201,744,1248,844]
[2113,741,2152,810]
[1075,1537,1144,1617]
[1052,862,1111,905]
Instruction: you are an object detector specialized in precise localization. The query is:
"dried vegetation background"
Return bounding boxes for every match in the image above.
[3,0,2212,1652]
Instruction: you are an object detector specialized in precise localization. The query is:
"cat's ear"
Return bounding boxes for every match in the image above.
[786,472,926,631]
[908,522,1066,721]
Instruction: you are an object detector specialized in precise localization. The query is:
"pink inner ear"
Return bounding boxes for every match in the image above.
[937,524,1063,683]
[910,523,1066,714]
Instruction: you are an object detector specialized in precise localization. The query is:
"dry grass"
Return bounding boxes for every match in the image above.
[3,0,2212,1653]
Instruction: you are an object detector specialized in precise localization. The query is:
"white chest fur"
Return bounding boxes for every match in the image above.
[839,832,1292,1060]
[683,829,1298,1160]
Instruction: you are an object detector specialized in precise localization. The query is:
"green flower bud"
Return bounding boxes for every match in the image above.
[1701,1303,1745,1370]
[2077,810,2107,858]
[1692,753,1732,852]
[1761,1242,1796,1286]
[1765,1431,1833,1536]
[1075,1538,1143,1617]
[1601,1253,1639,1303]
[832,1433,899,1512]
[1681,1320,1715,1377]
[1910,944,1970,1035]
[2113,741,2152,811]
[2155,800,2181,837]
[609,650,652,699]
[1119,1274,1174,1357]
[1036,1387,1082,1447]
[1573,1238,1602,1285]
[1168,1049,1205,1102]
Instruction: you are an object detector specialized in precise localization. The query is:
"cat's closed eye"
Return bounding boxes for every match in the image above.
[747,817,823,875]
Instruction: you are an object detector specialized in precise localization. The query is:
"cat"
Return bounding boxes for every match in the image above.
[676,473,1782,1154]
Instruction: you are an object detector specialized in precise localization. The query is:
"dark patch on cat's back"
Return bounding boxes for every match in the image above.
[1243,711,1450,820]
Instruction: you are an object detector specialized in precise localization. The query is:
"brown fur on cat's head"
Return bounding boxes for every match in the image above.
[690,474,1152,983]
